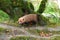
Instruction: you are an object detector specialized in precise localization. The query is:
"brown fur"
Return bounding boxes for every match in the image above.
[18,14,38,24]
[23,14,37,22]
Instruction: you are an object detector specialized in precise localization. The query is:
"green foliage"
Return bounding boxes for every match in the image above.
[44,0,59,13]
[0,10,9,22]
[43,0,60,25]
[37,0,48,13]
[0,0,60,26]
[0,0,34,22]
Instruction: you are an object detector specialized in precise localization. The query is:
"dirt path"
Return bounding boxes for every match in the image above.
[0,23,60,40]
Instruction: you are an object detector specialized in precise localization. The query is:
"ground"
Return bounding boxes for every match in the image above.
[0,23,60,40]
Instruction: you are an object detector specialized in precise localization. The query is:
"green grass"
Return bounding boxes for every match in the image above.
[10,36,60,40]
[0,27,6,32]
[52,36,60,40]
[10,36,36,40]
